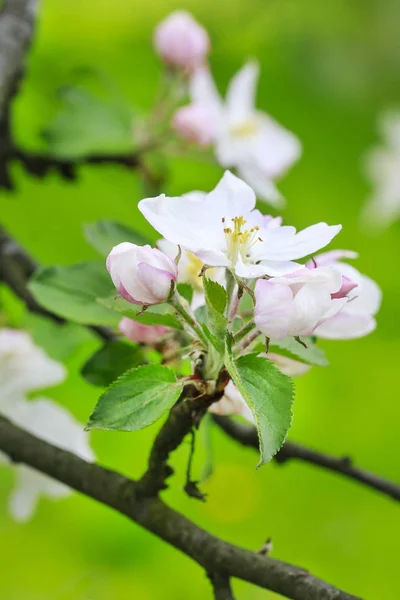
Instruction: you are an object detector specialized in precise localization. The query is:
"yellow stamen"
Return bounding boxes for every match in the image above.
[231,119,259,137]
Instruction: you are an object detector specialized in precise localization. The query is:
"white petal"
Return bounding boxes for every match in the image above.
[312,249,359,266]
[208,170,256,216]
[237,164,285,207]
[345,274,382,316]
[0,329,66,404]
[11,398,94,461]
[252,113,302,177]
[281,266,343,294]
[139,172,256,258]
[379,111,400,153]
[315,311,376,340]
[267,353,311,377]
[236,259,303,278]
[254,280,295,339]
[190,67,223,117]
[254,223,342,262]
[226,60,259,124]
[289,283,333,336]
[9,469,41,523]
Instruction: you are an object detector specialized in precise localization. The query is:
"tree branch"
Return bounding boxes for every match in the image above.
[138,389,223,498]
[7,147,142,186]
[0,0,38,188]
[212,415,400,502]
[0,414,362,600]
[0,223,113,342]
[208,572,235,600]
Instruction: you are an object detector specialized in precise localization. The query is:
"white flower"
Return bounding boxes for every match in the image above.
[254,267,347,339]
[362,111,400,229]
[189,62,302,206]
[139,171,342,278]
[2,397,94,522]
[311,251,382,339]
[0,328,94,522]
[107,243,178,305]
[153,11,210,71]
[0,328,65,410]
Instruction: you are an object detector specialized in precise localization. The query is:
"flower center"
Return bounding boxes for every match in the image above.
[223,216,262,265]
[185,252,205,290]
[230,118,259,138]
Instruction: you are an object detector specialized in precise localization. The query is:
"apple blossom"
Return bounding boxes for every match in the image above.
[188,62,301,205]
[0,328,65,410]
[107,243,178,305]
[139,171,342,278]
[0,329,94,522]
[153,11,210,71]
[362,111,400,228]
[173,103,216,146]
[119,317,169,345]
[310,251,382,339]
[254,267,347,340]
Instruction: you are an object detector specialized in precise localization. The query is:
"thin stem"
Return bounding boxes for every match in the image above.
[169,292,209,348]
[184,429,207,500]
[233,320,256,345]
[225,270,236,321]
[239,329,261,352]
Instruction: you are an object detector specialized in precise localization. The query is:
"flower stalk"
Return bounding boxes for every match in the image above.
[169,292,209,347]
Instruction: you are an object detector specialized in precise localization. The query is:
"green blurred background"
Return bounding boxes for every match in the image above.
[1,0,400,598]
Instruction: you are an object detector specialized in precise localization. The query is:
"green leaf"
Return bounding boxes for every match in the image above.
[176,283,193,305]
[203,277,227,351]
[225,334,294,467]
[87,364,183,431]
[84,220,150,256]
[203,278,227,315]
[269,336,328,367]
[97,296,183,330]
[201,323,224,353]
[42,86,133,159]
[81,340,146,387]
[28,262,118,326]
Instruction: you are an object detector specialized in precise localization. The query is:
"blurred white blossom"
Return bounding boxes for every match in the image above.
[186,61,301,206]
[0,329,94,522]
[362,111,400,229]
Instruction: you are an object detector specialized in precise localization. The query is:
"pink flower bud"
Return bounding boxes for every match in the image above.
[331,275,358,299]
[106,243,178,306]
[154,11,210,70]
[172,103,216,146]
[119,318,169,345]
